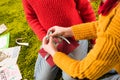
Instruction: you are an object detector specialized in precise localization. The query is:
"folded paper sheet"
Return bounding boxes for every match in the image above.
[0,33,10,49]
[0,46,21,67]
[0,46,22,80]
[0,24,7,34]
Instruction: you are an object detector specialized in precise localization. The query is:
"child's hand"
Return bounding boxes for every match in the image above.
[42,36,58,57]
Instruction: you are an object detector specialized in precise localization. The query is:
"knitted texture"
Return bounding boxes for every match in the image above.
[53,2,120,80]
[98,0,118,15]
[22,0,96,40]
[22,0,96,67]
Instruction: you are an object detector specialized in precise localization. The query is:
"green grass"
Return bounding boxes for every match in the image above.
[0,0,99,80]
[0,0,40,79]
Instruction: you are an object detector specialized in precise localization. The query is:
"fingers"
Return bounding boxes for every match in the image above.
[42,36,47,45]
[47,26,55,35]
[43,35,53,46]
[47,26,70,38]
[47,26,60,37]
[49,36,53,44]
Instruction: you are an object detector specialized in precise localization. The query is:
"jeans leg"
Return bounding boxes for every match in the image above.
[62,71,77,80]
[34,54,59,80]
[62,40,88,80]
[101,74,120,80]
[70,40,88,60]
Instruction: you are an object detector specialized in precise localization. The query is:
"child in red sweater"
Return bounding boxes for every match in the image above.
[22,0,96,80]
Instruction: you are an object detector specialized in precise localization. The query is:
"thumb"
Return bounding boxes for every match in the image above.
[49,36,53,44]
[43,36,48,45]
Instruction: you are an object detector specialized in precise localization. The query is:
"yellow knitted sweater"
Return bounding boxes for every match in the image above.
[53,2,120,80]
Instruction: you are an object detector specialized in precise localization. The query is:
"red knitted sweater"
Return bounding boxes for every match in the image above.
[22,0,96,67]
[22,0,95,40]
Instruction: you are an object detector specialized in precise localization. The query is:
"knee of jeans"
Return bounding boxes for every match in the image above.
[34,73,57,80]
[112,74,120,80]
[62,72,77,80]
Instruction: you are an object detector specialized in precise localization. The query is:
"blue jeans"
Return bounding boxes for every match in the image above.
[101,74,120,80]
[34,40,88,80]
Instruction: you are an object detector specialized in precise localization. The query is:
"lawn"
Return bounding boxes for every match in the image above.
[0,0,40,80]
[0,0,99,80]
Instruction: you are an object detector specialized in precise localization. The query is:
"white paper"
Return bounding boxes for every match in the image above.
[0,24,7,34]
[0,35,8,49]
[0,46,21,67]
[0,64,22,80]
[0,46,22,80]
[0,33,10,49]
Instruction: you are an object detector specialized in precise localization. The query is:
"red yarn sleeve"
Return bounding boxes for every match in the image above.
[76,0,96,22]
[22,0,46,41]
[76,0,96,46]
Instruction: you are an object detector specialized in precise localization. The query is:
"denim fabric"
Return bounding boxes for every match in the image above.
[101,74,120,80]
[34,40,88,80]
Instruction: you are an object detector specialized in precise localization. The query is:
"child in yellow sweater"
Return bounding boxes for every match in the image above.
[42,0,120,79]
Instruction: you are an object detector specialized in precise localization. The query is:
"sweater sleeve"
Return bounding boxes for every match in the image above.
[76,0,96,22]
[53,35,120,79]
[71,21,98,40]
[22,0,46,41]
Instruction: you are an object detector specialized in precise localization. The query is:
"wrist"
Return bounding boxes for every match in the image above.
[67,27,73,37]
[50,50,57,57]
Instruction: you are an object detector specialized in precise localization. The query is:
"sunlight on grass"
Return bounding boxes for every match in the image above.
[0,0,40,79]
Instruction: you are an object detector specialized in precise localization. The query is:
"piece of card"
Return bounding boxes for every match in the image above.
[0,33,10,49]
[0,24,7,34]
